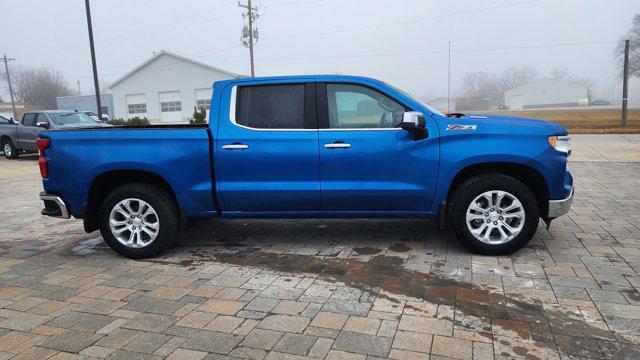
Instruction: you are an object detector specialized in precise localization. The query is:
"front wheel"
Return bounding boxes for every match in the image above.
[448,174,539,255]
[2,139,19,159]
[98,183,180,259]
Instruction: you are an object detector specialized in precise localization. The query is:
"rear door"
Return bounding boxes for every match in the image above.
[215,80,320,213]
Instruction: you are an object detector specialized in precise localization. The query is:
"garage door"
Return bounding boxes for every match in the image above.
[159,91,183,123]
[509,95,524,110]
[195,88,211,120]
[126,94,147,119]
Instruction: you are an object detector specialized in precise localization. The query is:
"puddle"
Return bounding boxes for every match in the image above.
[388,242,411,252]
[353,247,381,255]
[70,236,104,255]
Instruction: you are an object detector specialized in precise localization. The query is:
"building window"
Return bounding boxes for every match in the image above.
[128,103,147,114]
[100,106,109,114]
[196,98,210,111]
[160,100,182,112]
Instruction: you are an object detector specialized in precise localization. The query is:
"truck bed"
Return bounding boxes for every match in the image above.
[40,126,216,219]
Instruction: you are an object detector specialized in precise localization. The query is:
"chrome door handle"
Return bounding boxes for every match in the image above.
[222,144,248,150]
[324,143,351,149]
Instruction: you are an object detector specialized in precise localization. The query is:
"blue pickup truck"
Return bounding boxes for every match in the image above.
[36,75,573,258]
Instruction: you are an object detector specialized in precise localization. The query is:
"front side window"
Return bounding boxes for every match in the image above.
[128,103,147,114]
[327,84,405,129]
[36,113,49,126]
[236,84,305,129]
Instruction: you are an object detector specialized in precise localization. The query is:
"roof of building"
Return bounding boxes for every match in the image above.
[109,50,241,89]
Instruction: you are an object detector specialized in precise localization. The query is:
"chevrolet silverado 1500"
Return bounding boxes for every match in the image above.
[36,75,573,258]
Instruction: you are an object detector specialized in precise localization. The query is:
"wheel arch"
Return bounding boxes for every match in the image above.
[445,162,549,218]
[84,170,180,233]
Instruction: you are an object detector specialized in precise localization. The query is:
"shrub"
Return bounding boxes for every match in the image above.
[190,107,207,124]
[107,118,127,126]
[127,116,150,126]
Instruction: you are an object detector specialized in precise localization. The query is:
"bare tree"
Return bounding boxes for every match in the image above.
[550,68,570,81]
[549,68,596,99]
[7,66,72,109]
[461,71,505,109]
[501,66,539,91]
[616,14,640,78]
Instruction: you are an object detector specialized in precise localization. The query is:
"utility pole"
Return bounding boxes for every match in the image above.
[447,40,451,114]
[238,0,259,77]
[84,0,103,120]
[77,78,81,95]
[621,39,630,127]
[1,54,17,120]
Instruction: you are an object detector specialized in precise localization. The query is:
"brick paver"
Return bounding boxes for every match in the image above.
[1,136,640,359]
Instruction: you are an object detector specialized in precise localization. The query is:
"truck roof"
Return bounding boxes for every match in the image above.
[214,74,385,86]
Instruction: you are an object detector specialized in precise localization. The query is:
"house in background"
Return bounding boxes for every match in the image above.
[504,78,588,110]
[109,50,241,123]
[56,94,114,119]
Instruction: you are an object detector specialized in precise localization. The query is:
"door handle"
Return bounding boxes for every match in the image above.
[222,144,248,150]
[324,143,351,149]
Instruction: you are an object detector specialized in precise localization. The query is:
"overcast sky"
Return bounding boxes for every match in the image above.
[2,0,639,102]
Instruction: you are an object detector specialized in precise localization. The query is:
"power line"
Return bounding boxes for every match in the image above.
[263,0,539,41]
[250,40,618,62]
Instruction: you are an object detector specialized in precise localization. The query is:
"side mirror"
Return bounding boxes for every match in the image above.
[401,111,428,140]
[37,122,50,130]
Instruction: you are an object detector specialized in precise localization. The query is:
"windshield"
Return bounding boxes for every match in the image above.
[385,82,444,116]
[49,112,96,125]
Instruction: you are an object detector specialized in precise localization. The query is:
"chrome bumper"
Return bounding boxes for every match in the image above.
[548,187,574,218]
[39,192,70,219]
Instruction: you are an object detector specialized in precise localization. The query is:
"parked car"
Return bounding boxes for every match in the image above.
[590,99,610,106]
[83,111,110,122]
[1,110,111,159]
[37,75,573,258]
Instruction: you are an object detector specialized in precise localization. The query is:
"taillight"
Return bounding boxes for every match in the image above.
[36,138,51,178]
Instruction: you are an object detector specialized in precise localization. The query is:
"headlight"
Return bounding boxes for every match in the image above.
[548,135,571,155]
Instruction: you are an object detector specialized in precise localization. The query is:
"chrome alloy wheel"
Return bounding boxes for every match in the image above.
[109,198,159,248]
[3,143,11,157]
[466,190,525,244]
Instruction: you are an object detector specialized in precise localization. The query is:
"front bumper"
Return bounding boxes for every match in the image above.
[548,187,574,218]
[39,191,70,219]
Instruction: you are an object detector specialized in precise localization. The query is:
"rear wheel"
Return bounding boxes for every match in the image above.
[2,139,19,159]
[448,174,539,255]
[98,183,179,259]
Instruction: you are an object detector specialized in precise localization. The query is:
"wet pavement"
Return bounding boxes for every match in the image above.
[0,135,639,359]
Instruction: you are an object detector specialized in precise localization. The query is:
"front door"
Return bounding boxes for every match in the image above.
[216,81,320,213]
[317,82,439,213]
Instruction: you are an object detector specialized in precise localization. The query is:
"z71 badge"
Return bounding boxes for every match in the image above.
[446,124,477,131]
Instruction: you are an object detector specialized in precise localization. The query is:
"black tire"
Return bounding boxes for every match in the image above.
[2,138,19,159]
[98,183,180,259]
[448,174,539,255]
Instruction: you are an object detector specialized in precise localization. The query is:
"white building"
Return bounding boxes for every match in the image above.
[428,97,455,113]
[504,78,588,110]
[109,50,241,123]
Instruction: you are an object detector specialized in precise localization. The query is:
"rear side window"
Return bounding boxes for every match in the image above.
[22,113,36,126]
[236,84,305,129]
